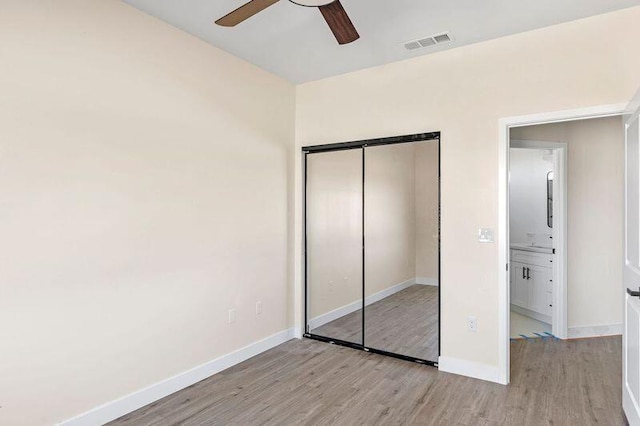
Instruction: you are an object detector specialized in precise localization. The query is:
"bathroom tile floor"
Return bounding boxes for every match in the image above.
[510,311,552,339]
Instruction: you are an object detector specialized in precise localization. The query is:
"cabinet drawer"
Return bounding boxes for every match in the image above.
[511,250,553,268]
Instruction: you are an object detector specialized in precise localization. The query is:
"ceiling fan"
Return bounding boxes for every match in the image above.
[215,0,360,45]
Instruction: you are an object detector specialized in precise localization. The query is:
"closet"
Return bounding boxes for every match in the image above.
[304,133,440,365]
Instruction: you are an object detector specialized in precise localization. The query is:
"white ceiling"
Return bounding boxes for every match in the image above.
[123,0,640,83]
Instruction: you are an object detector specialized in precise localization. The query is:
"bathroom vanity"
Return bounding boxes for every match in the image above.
[510,244,553,324]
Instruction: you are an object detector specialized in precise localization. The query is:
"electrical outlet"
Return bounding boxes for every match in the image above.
[228,308,236,324]
[468,316,477,332]
[256,301,263,315]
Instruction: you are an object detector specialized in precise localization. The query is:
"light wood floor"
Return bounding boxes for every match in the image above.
[311,285,439,361]
[110,336,625,425]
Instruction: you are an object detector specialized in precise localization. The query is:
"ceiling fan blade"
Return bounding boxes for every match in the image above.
[215,0,280,27]
[318,1,359,45]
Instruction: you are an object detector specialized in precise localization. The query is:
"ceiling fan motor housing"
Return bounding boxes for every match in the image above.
[289,0,335,6]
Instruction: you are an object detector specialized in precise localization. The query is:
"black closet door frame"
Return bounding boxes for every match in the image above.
[303,132,441,367]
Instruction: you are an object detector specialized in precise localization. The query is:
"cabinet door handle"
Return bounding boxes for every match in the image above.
[522,266,526,279]
[526,267,531,280]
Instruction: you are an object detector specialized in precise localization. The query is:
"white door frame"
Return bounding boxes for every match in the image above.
[510,139,567,339]
[623,92,640,426]
[498,103,627,384]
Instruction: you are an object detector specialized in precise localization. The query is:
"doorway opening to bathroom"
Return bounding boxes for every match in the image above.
[508,139,566,341]
[507,116,625,352]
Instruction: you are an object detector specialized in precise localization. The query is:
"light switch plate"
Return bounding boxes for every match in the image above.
[478,227,494,243]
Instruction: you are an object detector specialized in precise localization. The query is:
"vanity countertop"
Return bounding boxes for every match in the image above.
[510,243,553,254]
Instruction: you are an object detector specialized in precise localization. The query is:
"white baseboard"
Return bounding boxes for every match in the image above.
[308,278,416,329]
[438,356,505,384]
[58,328,296,426]
[568,323,622,339]
[415,277,438,286]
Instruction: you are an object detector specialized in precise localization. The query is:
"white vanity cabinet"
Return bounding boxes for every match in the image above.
[510,247,553,324]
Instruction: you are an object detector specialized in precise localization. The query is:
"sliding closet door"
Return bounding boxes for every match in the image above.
[306,149,363,345]
[364,140,439,361]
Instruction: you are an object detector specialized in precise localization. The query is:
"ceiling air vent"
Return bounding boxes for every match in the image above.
[404,32,453,51]
[433,33,451,43]
[404,41,421,50]
[418,38,436,47]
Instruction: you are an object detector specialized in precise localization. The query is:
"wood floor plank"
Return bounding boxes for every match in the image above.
[110,336,626,425]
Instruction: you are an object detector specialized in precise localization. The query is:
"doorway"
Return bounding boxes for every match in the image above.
[498,104,628,384]
[303,132,441,365]
[508,139,567,341]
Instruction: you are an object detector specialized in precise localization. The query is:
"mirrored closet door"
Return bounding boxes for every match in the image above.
[304,133,440,365]
[364,140,440,361]
[306,148,363,345]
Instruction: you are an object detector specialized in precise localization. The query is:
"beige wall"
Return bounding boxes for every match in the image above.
[511,117,624,329]
[295,6,640,369]
[0,1,295,425]
[415,142,440,281]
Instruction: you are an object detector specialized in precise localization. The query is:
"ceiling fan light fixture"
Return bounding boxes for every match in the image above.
[288,0,335,6]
